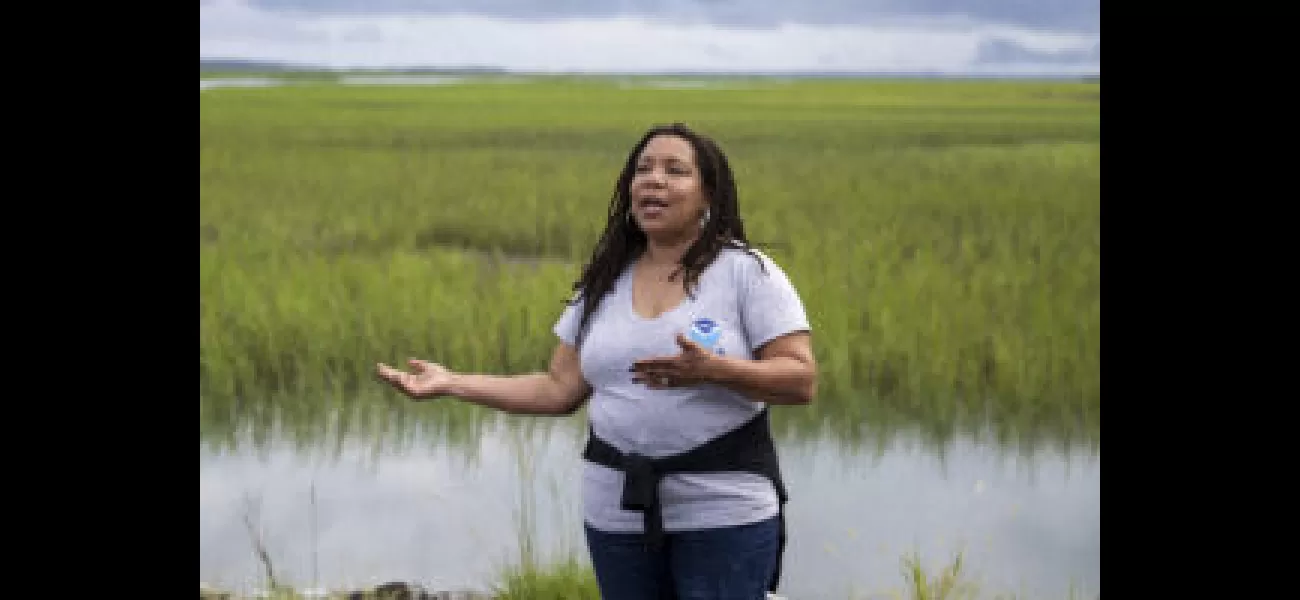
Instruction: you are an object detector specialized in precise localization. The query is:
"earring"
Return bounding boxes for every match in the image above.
[700,207,711,228]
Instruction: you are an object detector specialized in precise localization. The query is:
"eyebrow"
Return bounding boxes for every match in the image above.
[637,155,692,165]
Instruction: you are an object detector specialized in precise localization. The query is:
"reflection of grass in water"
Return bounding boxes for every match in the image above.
[208,416,1096,599]
[201,77,1099,450]
[200,392,1098,478]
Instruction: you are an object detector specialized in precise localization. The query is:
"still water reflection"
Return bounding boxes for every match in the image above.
[199,412,1099,599]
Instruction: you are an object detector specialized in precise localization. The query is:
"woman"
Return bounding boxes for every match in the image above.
[377,122,817,600]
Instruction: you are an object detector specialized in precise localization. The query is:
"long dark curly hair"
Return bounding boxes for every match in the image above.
[567,122,763,346]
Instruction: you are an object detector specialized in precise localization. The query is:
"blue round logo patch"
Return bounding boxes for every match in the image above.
[688,317,723,348]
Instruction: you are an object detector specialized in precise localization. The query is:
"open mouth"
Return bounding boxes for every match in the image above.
[638,197,668,218]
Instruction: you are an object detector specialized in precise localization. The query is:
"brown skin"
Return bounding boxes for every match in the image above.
[630,135,709,263]
[375,133,816,410]
[375,346,590,415]
[626,134,816,405]
[632,332,817,406]
[627,135,705,320]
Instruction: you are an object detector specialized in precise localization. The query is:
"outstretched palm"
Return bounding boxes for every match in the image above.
[376,359,453,400]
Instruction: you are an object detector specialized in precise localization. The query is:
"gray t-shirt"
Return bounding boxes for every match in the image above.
[553,246,811,533]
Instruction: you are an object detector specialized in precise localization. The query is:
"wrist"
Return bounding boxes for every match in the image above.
[441,371,465,398]
[703,354,743,386]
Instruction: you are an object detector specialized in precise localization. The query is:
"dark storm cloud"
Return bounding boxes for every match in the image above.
[246,0,1100,34]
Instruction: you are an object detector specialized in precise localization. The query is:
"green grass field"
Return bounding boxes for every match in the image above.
[199,76,1100,448]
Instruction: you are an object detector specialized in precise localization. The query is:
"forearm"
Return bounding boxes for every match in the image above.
[445,372,572,415]
[706,355,816,405]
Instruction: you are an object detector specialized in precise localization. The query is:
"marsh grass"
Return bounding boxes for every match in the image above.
[201,76,1098,600]
[200,77,1099,446]
[489,555,602,600]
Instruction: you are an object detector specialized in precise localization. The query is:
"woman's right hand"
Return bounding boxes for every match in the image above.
[376,358,455,400]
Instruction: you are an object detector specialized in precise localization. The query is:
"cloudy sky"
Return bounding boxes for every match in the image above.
[199,0,1101,75]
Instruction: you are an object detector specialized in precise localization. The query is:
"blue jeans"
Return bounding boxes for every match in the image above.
[583,515,781,600]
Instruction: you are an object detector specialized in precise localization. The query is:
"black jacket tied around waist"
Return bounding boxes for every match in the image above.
[582,407,790,594]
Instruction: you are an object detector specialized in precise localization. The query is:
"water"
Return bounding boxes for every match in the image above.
[200,78,283,91]
[337,75,466,86]
[199,411,1099,599]
[199,75,512,92]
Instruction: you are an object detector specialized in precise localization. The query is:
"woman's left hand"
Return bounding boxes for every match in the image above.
[631,333,721,389]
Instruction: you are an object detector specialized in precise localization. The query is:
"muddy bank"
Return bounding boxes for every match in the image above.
[200,581,493,600]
